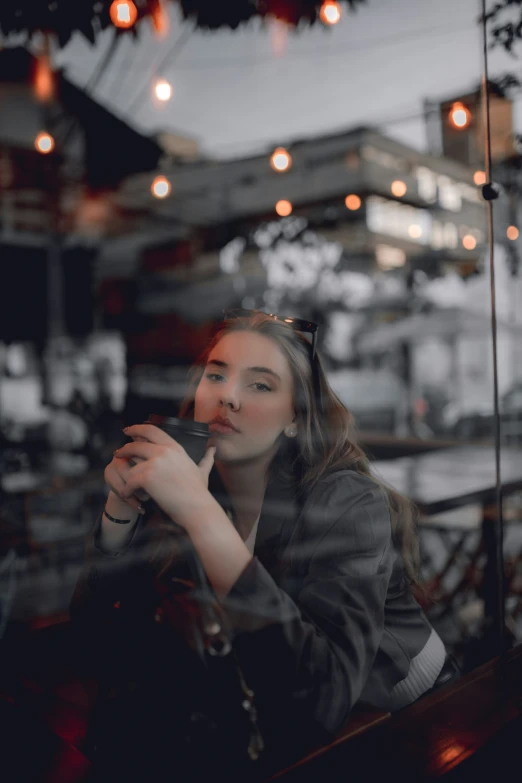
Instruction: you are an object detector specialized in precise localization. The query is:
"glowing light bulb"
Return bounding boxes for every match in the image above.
[320,1,342,25]
[110,1,138,30]
[449,101,471,130]
[462,234,476,250]
[473,170,486,186]
[345,194,361,210]
[408,224,422,239]
[270,147,292,173]
[35,132,54,154]
[151,175,171,198]
[154,79,172,101]
[151,0,169,37]
[391,180,407,198]
[507,225,519,241]
[275,200,292,217]
[34,54,54,102]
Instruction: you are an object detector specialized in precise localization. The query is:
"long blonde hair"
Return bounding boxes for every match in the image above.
[178,312,421,587]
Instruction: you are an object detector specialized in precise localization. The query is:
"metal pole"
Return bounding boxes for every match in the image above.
[479,0,506,658]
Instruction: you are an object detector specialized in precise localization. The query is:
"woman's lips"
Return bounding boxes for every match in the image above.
[209,422,238,435]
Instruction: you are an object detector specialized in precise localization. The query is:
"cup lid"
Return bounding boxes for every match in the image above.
[146,414,209,435]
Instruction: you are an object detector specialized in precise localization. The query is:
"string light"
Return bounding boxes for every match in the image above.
[110,1,138,30]
[345,194,361,210]
[391,180,407,197]
[269,18,288,57]
[320,1,342,25]
[408,224,422,239]
[507,225,519,241]
[34,45,54,102]
[270,147,292,173]
[154,79,172,101]
[275,200,292,217]
[449,101,471,130]
[462,234,477,250]
[35,132,54,154]
[473,170,486,186]
[151,0,169,37]
[151,175,171,198]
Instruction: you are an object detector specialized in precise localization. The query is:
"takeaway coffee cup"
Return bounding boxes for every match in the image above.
[145,414,210,464]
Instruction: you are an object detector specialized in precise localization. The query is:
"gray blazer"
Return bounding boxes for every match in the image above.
[70,467,445,773]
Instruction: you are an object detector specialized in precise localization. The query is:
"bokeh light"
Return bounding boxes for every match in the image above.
[34,54,54,102]
[345,194,361,210]
[151,175,171,198]
[473,170,486,186]
[154,79,172,101]
[507,225,519,241]
[275,199,292,217]
[449,101,471,129]
[320,2,342,25]
[110,1,138,30]
[151,0,169,37]
[391,180,407,197]
[35,132,54,154]
[270,147,292,172]
[462,234,477,250]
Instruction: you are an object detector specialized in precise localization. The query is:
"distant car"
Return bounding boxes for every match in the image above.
[441,381,522,442]
[326,368,408,435]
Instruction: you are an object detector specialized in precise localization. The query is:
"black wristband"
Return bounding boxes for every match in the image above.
[103,508,133,525]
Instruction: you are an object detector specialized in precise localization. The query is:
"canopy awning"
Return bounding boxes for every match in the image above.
[357,307,522,354]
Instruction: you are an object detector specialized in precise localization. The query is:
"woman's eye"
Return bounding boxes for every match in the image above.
[251,382,272,392]
[205,373,224,382]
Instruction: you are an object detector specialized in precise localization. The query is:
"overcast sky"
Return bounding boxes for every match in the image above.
[56,0,522,159]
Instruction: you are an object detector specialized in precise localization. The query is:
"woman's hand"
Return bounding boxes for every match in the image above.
[113,424,216,527]
[104,452,146,517]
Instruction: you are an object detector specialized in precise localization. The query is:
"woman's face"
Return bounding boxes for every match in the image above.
[194,330,295,464]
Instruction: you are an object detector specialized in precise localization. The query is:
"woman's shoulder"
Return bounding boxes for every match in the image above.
[309,467,387,508]
[294,469,392,562]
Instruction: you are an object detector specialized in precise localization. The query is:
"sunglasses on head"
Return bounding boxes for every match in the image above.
[223,309,319,359]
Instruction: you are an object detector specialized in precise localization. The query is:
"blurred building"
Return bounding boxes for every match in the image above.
[0,46,171,429]
[425,82,521,280]
[88,83,520,424]
[97,123,493,414]
[0,46,166,347]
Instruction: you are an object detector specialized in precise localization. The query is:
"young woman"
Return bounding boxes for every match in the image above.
[71,310,448,782]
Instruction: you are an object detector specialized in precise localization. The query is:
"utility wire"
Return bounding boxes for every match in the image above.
[70,18,477,131]
[122,23,194,118]
[84,27,122,94]
[112,19,484,131]
[102,31,144,99]
[165,20,473,71]
[202,95,522,158]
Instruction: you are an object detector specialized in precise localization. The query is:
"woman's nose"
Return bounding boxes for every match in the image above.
[219,385,240,411]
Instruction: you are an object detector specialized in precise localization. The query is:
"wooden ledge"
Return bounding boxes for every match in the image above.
[266,644,522,782]
[267,707,391,780]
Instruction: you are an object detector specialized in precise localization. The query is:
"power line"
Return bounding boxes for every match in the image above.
[115,18,475,124]
[165,20,474,71]
[121,24,194,118]
[84,28,122,94]
[101,33,137,97]
[203,96,522,157]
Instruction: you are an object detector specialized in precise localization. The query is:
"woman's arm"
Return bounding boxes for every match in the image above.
[218,474,394,739]
[69,493,146,628]
[98,491,140,553]
[180,495,253,599]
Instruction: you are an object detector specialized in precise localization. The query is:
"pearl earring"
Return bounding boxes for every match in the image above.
[285,425,297,438]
